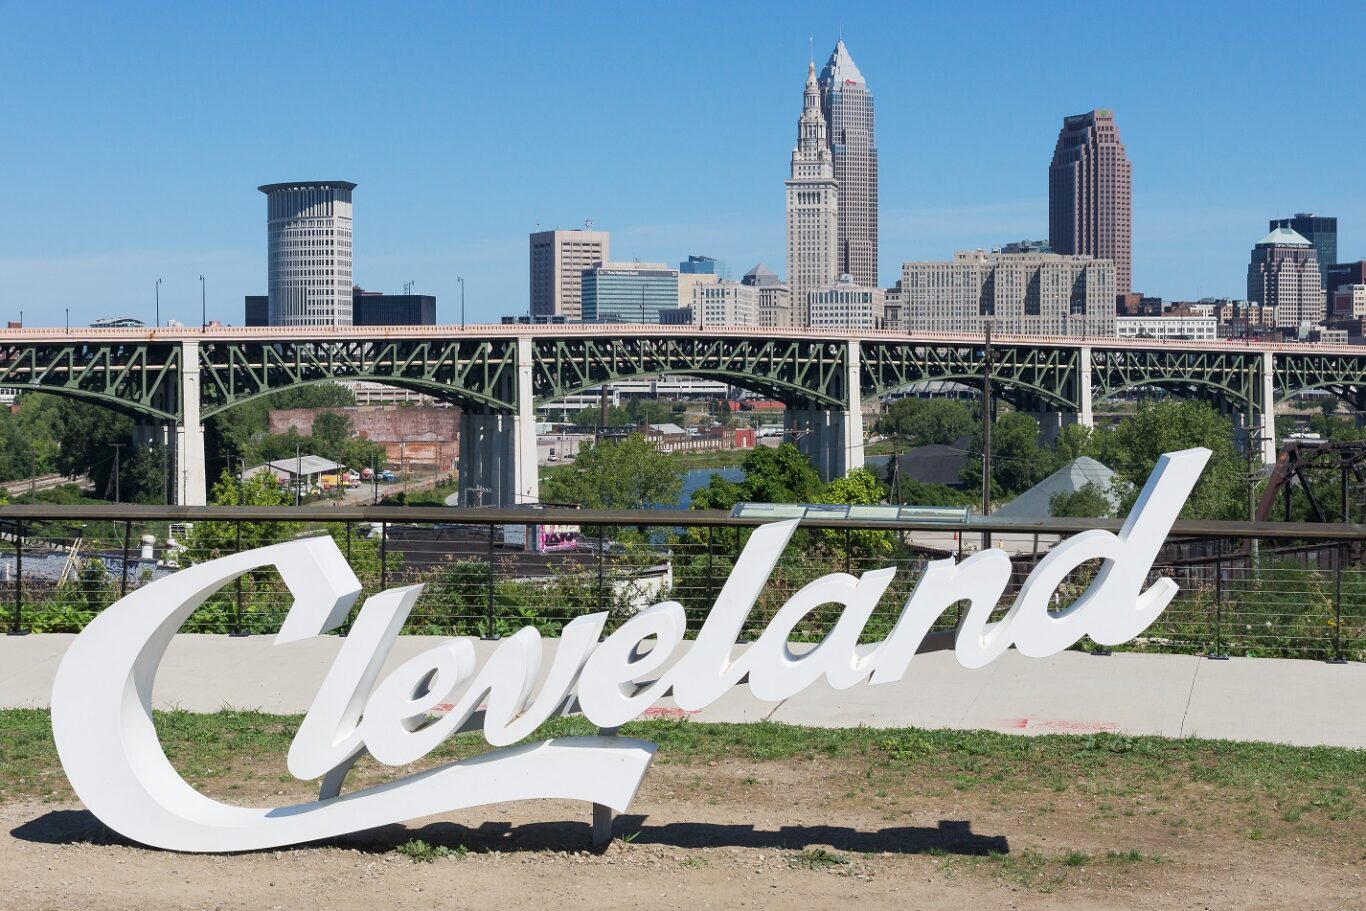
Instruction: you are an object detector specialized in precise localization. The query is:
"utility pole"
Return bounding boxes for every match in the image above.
[980,323,993,549]
[295,442,302,507]
[112,443,123,503]
[458,276,466,329]
[890,430,901,506]
[199,275,206,330]
[597,384,610,444]
[155,278,162,327]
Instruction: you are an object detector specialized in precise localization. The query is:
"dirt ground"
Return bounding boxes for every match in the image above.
[1,759,1361,911]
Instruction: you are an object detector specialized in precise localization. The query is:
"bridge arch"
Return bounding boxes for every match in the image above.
[870,373,1077,412]
[1092,377,1253,412]
[198,376,512,421]
[530,336,850,409]
[1274,381,1366,411]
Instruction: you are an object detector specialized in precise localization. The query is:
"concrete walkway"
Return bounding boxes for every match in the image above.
[2,635,1362,749]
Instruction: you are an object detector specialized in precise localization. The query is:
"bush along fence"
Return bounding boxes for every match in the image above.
[0,506,1360,663]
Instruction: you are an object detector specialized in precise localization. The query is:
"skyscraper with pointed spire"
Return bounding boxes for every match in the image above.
[786,61,840,326]
[819,39,878,289]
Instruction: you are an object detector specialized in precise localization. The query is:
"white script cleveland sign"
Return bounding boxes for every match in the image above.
[51,448,1209,852]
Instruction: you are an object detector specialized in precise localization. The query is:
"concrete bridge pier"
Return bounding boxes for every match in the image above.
[783,341,866,483]
[174,340,207,507]
[457,337,539,508]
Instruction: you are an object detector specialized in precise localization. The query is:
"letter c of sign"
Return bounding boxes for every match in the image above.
[50,536,655,853]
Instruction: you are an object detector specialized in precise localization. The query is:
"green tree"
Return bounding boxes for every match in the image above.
[624,399,676,426]
[892,478,976,508]
[1095,400,1246,520]
[186,469,293,558]
[120,446,167,504]
[204,383,357,475]
[310,411,352,456]
[818,467,885,506]
[1049,481,1114,518]
[961,411,1054,501]
[690,443,825,513]
[816,467,894,557]
[540,433,682,509]
[569,405,630,429]
[876,398,975,446]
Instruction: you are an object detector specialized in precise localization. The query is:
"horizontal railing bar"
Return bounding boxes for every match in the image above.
[0,503,1364,541]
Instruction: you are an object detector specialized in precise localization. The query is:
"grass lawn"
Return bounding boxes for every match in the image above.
[2,709,1360,894]
[2,709,1360,821]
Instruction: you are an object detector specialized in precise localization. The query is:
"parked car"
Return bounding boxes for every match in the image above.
[379,470,396,482]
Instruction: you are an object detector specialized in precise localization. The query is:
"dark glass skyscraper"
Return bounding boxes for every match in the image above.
[1048,110,1132,295]
[819,40,878,289]
[1270,213,1337,287]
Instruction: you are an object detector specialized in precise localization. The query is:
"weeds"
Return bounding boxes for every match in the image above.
[393,839,466,862]
[789,848,849,870]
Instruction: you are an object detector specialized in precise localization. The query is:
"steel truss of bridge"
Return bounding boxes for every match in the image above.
[1,325,1362,505]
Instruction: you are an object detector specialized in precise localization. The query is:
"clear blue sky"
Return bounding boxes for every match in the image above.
[1,0,1362,327]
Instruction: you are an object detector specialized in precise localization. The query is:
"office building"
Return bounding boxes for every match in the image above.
[581,262,679,323]
[1048,110,1132,295]
[901,251,1117,336]
[1116,315,1218,341]
[819,40,878,289]
[680,255,725,276]
[693,280,759,327]
[529,228,610,321]
[881,281,903,331]
[245,295,268,326]
[1331,285,1366,320]
[1270,214,1337,286]
[786,62,839,326]
[807,274,884,331]
[352,288,436,326]
[1247,228,1326,332]
[677,255,723,309]
[742,263,793,328]
[1327,260,1365,295]
[260,181,356,326]
[246,288,435,327]
[1000,240,1053,255]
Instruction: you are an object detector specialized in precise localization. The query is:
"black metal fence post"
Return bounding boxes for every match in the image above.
[7,521,24,635]
[1210,554,1228,659]
[483,522,498,640]
[230,520,246,637]
[340,521,354,637]
[597,524,607,614]
[379,521,388,592]
[705,525,716,606]
[1329,548,1346,664]
[120,519,132,598]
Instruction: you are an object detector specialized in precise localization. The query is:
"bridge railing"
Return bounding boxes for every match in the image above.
[0,505,1360,662]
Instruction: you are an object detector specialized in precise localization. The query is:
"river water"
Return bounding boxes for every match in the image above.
[677,467,745,507]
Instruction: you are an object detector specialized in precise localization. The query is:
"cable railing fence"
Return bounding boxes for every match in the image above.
[1,506,1361,663]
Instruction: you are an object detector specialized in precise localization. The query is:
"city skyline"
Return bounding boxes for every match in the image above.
[1,1,1362,327]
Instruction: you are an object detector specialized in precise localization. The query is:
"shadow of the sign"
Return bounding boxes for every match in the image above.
[11,810,1009,858]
